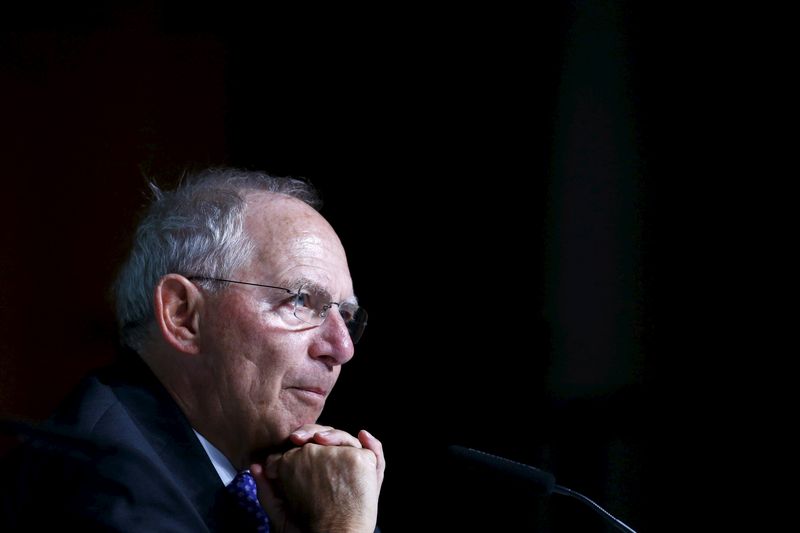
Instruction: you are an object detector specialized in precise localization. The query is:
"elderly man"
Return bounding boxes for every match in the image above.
[1,169,384,532]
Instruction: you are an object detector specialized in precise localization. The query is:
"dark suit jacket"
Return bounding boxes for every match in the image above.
[2,353,272,532]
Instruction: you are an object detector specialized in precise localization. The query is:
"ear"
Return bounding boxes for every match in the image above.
[153,274,203,355]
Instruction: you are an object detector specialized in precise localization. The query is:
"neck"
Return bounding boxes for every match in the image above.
[140,346,252,469]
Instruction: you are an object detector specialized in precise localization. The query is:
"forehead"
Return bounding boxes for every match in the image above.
[241,192,353,295]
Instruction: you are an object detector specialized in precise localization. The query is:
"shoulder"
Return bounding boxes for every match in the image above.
[1,424,206,531]
[49,353,187,450]
[1,355,213,531]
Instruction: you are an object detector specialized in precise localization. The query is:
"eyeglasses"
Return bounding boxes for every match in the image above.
[187,276,368,344]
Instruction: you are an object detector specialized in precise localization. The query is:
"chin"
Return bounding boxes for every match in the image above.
[296,410,323,429]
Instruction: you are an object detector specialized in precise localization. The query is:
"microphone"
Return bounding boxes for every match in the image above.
[448,445,637,533]
[447,443,556,495]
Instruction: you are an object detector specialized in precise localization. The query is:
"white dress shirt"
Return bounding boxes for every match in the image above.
[193,430,238,486]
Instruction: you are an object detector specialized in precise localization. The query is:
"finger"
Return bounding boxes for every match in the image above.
[358,429,386,487]
[310,428,363,448]
[250,463,288,529]
[289,424,334,445]
[264,453,282,479]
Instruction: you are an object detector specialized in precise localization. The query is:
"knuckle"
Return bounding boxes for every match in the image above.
[355,448,378,469]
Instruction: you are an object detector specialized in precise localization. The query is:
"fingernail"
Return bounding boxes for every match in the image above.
[362,429,374,439]
[292,429,310,438]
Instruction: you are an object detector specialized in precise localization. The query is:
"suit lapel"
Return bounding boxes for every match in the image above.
[109,354,230,530]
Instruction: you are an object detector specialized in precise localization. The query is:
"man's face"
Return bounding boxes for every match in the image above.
[199,193,356,453]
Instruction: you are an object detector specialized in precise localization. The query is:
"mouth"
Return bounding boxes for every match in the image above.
[287,386,328,403]
[292,386,326,396]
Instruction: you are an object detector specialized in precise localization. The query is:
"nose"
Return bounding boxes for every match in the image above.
[308,306,355,367]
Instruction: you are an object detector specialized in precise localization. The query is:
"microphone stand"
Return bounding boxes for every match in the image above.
[553,484,636,533]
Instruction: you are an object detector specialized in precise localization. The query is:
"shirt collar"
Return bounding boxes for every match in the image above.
[193,430,238,486]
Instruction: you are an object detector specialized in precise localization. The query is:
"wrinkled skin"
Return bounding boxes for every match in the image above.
[151,192,384,532]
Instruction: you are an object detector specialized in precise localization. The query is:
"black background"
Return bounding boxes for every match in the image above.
[2,2,776,531]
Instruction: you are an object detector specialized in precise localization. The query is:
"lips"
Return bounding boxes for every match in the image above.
[290,386,327,397]
[285,373,334,405]
[286,383,332,405]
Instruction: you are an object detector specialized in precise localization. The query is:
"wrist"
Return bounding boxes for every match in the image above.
[313,514,375,533]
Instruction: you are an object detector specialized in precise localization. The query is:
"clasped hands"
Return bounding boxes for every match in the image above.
[250,425,385,533]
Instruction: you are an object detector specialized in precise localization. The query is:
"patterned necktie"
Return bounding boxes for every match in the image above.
[226,470,270,532]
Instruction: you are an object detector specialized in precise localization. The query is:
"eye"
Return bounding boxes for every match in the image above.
[294,290,314,310]
[339,303,357,322]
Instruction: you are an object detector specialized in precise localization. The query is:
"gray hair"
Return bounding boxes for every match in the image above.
[114,167,321,351]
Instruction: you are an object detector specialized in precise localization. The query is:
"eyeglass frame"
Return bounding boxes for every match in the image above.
[186,276,367,344]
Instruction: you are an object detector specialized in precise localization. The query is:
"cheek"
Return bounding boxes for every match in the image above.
[224,323,299,399]
[208,296,275,356]
[204,294,316,402]
[203,300,271,389]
